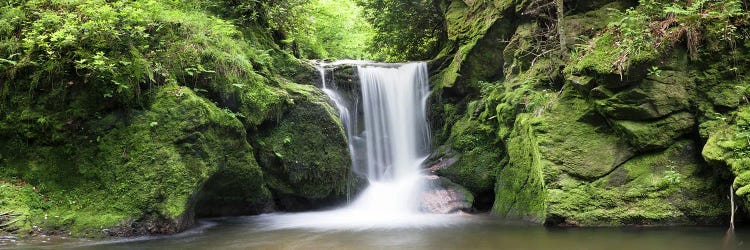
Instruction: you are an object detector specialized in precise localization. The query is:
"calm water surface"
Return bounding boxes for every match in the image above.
[5,215,748,250]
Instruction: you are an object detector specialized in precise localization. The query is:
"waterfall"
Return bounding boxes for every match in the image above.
[258,62,462,230]
[346,63,431,214]
[359,63,431,181]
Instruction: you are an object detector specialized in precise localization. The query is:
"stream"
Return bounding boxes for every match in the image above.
[6,215,746,250]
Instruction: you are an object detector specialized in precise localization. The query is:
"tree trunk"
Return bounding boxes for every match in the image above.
[556,0,567,59]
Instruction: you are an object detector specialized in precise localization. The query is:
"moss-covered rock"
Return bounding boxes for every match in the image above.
[98,86,272,233]
[492,114,546,221]
[612,112,695,151]
[0,85,272,236]
[547,140,726,226]
[595,71,692,120]
[538,87,635,180]
[430,0,749,226]
[433,0,515,91]
[254,82,356,210]
[561,1,632,48]
[441,108,503,197]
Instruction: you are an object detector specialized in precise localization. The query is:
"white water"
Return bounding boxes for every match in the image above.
[256,62,465,230]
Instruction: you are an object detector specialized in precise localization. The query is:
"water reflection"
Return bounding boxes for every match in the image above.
[6,216,746,250]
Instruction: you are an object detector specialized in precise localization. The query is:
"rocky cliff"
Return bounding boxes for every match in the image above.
[429,0,749,225]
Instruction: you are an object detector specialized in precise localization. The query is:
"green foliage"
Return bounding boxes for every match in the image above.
[298,0,374,59]
[357,0,445,61]
[199,0,374,59]
[568,0,749,75]
[0,0,321,236]
[647,66,662,77]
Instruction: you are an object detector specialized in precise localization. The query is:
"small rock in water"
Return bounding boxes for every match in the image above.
[421,176,472,214]
[0,235,18,243]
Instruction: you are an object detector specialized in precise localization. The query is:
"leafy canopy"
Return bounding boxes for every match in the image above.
[357,0,446,62]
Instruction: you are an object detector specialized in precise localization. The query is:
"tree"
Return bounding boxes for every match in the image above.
[357,0,446,62]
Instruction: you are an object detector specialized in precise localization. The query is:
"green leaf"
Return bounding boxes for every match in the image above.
[0,59,17,66]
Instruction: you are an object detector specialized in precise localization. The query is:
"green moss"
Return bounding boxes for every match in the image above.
[0,182,50,234]
[561,1,631,48]
[435,0,509,89]
[537,86,634,180]
[492,114,546,222]
[442,108,503,195]
[566,32,658,81]
[431,0,747,225]
[96,85,269,218]
[255,82,353,203]
[595,71,692,120]
[0,86,271,236]
[547,140,726,225]
[612,112,695,151]
[702,106,750,209]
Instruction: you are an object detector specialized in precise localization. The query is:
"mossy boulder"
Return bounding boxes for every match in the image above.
[431,0,747,226]
[612,112,696,151]
[255,83,357,210]
[700,78,747,109]
[561,1,632,49]
[596,71,692,120]
[0,85,273,236]
[538,87,635,180]
[441,112,503,198]
[547,140,726,226]
[434,0,515,91]
[566,32,659,86]
[97,86,272,234]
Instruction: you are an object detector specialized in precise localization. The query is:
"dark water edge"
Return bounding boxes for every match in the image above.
[4,215,748,250]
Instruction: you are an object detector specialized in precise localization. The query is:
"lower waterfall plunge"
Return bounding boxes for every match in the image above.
[256,62,466,230]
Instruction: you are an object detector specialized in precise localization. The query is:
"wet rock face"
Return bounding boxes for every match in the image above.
[421,176,473,214]
[425,145,496,211]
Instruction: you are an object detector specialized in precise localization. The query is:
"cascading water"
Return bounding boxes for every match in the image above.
[258,62,464,230]
[348,63,430,214]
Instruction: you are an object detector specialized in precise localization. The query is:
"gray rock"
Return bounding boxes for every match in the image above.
[421,176,473,214]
